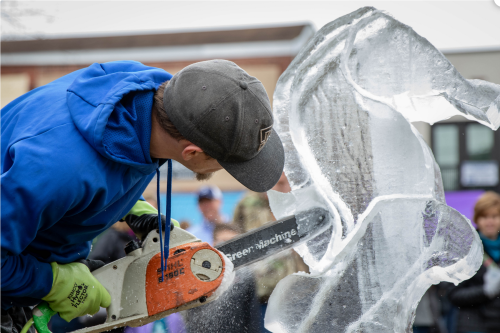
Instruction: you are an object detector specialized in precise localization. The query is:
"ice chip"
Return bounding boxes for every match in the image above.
[266,6,499,332]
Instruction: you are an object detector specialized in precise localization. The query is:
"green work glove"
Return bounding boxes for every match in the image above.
[122,200,180,240]
[41,262,111,322]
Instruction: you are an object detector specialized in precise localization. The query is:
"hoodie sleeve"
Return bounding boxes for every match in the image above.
[1,124,86,303]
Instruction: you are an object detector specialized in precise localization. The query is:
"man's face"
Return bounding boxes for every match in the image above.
[198,198,222,223]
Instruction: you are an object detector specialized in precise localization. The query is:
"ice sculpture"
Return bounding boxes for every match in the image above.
[266,7,500,332]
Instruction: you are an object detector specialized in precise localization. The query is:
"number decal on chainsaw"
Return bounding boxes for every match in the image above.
[157,260,186,282]
[146,242,225,316]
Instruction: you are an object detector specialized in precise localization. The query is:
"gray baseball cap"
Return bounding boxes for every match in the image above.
[163,59,284,192]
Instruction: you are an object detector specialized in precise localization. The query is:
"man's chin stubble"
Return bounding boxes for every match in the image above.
[196,172,214,181]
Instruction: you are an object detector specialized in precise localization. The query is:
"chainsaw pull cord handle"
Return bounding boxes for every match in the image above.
[156,159,173,282]
[20,301,55,333]
[32,302,55,333]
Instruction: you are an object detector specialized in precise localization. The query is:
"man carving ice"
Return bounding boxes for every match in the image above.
[1,59,284,332]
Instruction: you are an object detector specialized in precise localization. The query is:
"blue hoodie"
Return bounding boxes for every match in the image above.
[1,61,172,309]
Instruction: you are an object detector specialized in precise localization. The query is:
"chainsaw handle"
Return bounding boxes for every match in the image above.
[32,301,56,333]
[78,259,107,272]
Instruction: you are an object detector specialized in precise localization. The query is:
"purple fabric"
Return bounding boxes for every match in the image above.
[444,190,484,226]
[166,313,187,333]
[122,314,186,333]
[124,322,154,333]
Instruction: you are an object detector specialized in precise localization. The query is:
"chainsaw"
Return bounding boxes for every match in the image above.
[29,207,330,333]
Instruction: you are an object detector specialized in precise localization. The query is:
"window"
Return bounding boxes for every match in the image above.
[433,125,459,191]
[466,124,494,160]
[432,122,500,191]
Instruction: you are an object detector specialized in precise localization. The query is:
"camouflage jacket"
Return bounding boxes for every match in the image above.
[233,192,309,302]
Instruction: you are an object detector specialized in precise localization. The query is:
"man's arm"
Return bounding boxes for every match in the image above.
[1,252,53,306]
[1,133,86,306]
[2,133,111,321]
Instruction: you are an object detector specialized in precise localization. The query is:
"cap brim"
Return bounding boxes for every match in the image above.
[218,128,285,192]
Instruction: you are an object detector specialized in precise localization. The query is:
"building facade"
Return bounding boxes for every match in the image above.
[2,30,499,221]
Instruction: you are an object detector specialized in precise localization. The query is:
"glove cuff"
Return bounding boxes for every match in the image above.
[42,262,60,300]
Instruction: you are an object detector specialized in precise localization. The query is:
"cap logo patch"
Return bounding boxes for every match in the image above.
[258,126,272,152]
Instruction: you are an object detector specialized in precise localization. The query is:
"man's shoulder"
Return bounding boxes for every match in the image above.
[2,122,117,189]
[2,82,80,161]
[7,122,95,161]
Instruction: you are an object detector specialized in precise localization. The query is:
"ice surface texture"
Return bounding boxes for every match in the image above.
[266,7,500,333]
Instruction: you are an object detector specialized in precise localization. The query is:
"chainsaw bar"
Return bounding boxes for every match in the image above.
[216,207,330,269]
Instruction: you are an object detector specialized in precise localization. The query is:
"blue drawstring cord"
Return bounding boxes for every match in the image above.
[156,159,173,282]
[156,168,164,281]
[165,159,172,263]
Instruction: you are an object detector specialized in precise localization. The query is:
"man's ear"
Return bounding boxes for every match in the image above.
[181,144,204,161]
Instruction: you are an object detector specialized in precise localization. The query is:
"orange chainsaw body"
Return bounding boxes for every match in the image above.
[145,242,225,316]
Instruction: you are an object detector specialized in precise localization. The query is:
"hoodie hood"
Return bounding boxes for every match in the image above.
[67,61,172,174]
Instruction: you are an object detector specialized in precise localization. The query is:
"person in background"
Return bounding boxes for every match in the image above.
[234,172,290,232]
[188,185,228,245]
[183,223,261,333]
[233,172,309,333]
[213,224,241,245]
[179,220,191,230]
[413,283,449,333]
[448,191,500,333]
